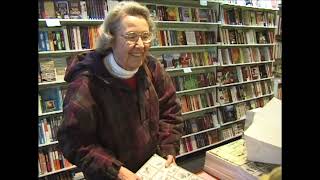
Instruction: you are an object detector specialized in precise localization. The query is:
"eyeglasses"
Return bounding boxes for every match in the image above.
[121,31,152,44]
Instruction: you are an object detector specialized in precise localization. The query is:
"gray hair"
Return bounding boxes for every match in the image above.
[95,1,155,53]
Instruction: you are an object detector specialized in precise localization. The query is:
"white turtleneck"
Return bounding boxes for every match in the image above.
[103,52,139,79]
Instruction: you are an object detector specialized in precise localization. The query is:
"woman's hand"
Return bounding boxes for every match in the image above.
[118,166,141,180]
[165,155,176,168]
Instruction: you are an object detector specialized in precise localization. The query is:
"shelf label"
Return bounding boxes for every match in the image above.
[45,19,61,27]
[183,67,192,73]
[200,0,208,6]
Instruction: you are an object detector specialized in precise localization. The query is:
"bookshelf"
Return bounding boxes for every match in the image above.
[38,0,280,178]
[273,3,282,99]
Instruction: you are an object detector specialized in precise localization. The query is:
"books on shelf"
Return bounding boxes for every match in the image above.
[39,87,63,114]
[39,0,107,19]
[136,154,203,180]
[204,138,280,180]
[38,0,279,172]
[38,146,73,175]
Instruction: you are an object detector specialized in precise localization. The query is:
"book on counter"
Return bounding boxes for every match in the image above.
[203,139,280,180]
[136,154,204,180]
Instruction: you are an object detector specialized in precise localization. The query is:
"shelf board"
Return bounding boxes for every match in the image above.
[150,44,219,54]
[181,126,220,139]
[220,60,274,67]
[166,65,218,77]
[176,133,243,158]
[39,110,63,118]
[217,2,279,11]
[220,24,277,29]
[39,19,220,30]
[220,117,246,127]
[177,85,219,96]
[39,141,59,148]
[155,21,220,30]
[220,93,274,107]
[39,19,104,27]
[39,80,67,89]
[39,165,77,178]
[219,43,275,47]
[182,105,220,120]
[219,77,274,88]
[39,49,92,57]
[136,0,218,8]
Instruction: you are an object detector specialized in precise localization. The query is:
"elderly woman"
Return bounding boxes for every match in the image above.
[57,1,183,180]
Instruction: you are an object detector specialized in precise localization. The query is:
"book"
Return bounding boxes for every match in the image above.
[54,0,70,19]
[69,0,82,19]
[166,7,180,21]
[136,154,204,180]
[44,0,56,18]
[39,59,57,82]
[39,87,63,113]
[221,105,237,123]
[80,0,88,19]
[146,4,158,21]
[180,7,192,22]
[204,139,280,180]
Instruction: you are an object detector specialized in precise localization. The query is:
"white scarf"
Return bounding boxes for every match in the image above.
[103,52,139,79]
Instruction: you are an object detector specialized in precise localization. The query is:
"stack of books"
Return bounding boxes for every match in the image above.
[136,154,204,180]
[203,139,279,180]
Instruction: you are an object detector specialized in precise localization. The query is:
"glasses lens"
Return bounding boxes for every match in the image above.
[124,32,151,43]
[125,32,139,42]
[141,32,152,42]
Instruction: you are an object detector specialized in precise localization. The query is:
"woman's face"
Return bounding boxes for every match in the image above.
[112,15,151,71]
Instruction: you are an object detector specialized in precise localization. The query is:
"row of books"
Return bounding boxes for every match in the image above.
[217,64,272,85]
[146,4,218,23]
[218,46,273,65]
[273,42,281,59]
[39,87,66,114]
[221,102,248,122]
[178,78,272,113]
[222,8,276,26]
[39,147,73,175]
[179,121,245,155]
[38,49,272,85]
[219,28,275,45]
[220,121,244,139]
[159,51,219,69]
[182,95,268,136]
[183,112,219,135]
[220,0,279,9]
[217,81,273,104]
[172,72,216,92]
[277,85,282,100]
[180,129,219,153]
[38,0,107,19]
[275,13,282,36]
[180,91,218,113]
[38,27,275,53]
[38,26,99,52]
[39,115,63,145]
[39,58,67,83]
[152,30,217,47]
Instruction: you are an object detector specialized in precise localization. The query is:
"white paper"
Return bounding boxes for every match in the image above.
[244,107,262,130]
[45,19,61,27]
[244,97,281,164]
[183,67,192,73]
[200,0,208,6]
